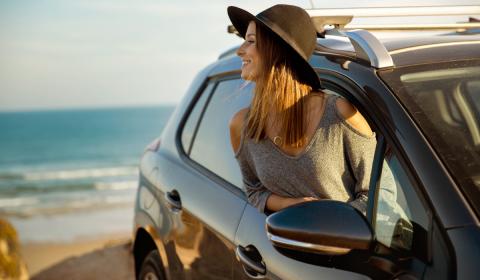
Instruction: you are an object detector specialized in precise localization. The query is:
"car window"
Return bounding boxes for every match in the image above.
[374,146,429,255]
[379,60,480,215]
[181,82,215,154]
[190,78,253,188]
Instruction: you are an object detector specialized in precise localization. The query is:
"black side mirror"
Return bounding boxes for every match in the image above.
[266,200,373,255]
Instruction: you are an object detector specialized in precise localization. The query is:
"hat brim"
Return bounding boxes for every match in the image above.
[227,6,322,90]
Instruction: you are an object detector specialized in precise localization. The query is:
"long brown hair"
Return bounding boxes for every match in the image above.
[245,22,313,147]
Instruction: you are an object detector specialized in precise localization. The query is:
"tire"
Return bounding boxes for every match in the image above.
[138,250,165,280]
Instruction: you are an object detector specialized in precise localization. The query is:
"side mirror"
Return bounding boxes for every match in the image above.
[266,200,373,255]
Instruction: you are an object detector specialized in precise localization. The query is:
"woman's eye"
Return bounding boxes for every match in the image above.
[247,40,255,44]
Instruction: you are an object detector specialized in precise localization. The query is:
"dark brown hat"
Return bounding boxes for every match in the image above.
[227,4,322,90]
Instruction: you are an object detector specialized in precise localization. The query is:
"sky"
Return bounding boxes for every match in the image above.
[0,0,478,111]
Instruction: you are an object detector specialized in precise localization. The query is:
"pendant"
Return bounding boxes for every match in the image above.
[273,136,283,146]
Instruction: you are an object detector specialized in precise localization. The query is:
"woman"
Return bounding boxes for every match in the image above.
[228,5,376,214]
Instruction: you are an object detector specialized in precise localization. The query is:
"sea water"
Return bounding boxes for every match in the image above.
[0,106,175,242]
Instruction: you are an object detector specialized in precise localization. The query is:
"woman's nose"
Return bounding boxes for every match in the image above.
[236,42,246,57]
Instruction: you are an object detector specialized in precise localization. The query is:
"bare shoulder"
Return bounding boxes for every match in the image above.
[229,108,249,133]
[229,108,249,153]
[335,97,374,137]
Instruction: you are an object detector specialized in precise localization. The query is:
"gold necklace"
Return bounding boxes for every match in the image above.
[272,136,304,148]
[273,136,283,146]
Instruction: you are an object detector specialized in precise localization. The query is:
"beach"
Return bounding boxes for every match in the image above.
[9,207,136,278]
[22,237,134,279]
[0,106,174,278]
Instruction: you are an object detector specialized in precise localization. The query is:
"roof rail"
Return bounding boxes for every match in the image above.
[307,5,480,32]
[320,29,394,69]
[346,30,393,68]
[307,5,480,67]
[306,5,480,18]
[341,23,480,31]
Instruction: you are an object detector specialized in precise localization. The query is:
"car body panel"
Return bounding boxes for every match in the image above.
[446,226,480,279]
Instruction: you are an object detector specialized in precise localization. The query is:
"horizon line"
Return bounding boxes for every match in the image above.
[0,103,178,113]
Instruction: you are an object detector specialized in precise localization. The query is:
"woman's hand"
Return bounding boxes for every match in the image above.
[266,194,318,212]
[283,196,318,208]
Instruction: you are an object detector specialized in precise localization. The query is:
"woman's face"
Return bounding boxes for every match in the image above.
[237,21,260,81]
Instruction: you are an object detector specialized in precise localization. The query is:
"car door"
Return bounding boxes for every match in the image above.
[169,76,253,279]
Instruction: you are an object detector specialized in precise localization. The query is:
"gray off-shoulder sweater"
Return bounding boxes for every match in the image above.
[234,94,377,214]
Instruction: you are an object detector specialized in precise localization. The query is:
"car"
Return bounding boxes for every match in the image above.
[131,6,480,280]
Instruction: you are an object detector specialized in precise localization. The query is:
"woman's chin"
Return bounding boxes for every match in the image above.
[241,72,256,81]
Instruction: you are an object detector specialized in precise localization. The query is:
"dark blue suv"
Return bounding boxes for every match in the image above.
[131,15,480,280]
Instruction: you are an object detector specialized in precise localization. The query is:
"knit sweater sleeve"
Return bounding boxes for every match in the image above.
[342,121,377,215]
[235,140,272,214]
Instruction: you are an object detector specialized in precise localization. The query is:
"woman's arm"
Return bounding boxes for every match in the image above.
[336,98,376,214]
[266,195,317,212]
[230,109,271,212]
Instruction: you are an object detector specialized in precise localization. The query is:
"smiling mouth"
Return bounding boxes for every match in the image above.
[242,60,252,66]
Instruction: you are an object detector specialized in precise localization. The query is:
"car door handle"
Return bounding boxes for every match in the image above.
[236,245,266,279]
[165,190,182,211]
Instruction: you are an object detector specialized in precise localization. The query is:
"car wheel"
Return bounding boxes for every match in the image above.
[138,250,165,280]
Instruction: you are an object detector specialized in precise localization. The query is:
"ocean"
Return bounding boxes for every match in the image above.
[0,106,175,242]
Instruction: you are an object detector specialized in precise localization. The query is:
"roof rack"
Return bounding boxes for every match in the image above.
[307,5,480,31]
[340,23,480,31]
[306,5,480,18]
[308,5,480,68]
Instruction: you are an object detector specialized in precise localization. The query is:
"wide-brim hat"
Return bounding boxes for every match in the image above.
[227,4,322,90]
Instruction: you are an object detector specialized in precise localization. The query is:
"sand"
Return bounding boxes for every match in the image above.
[20,235,135,279]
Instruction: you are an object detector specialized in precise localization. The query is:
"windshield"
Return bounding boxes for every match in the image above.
[379,60,480,214]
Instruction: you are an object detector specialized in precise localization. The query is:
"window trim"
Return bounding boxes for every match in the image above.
[186,82,218,155]
[181,82,217,155]
[368,135,386,224]
[175,73,248,201]
[177,78,214,156]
